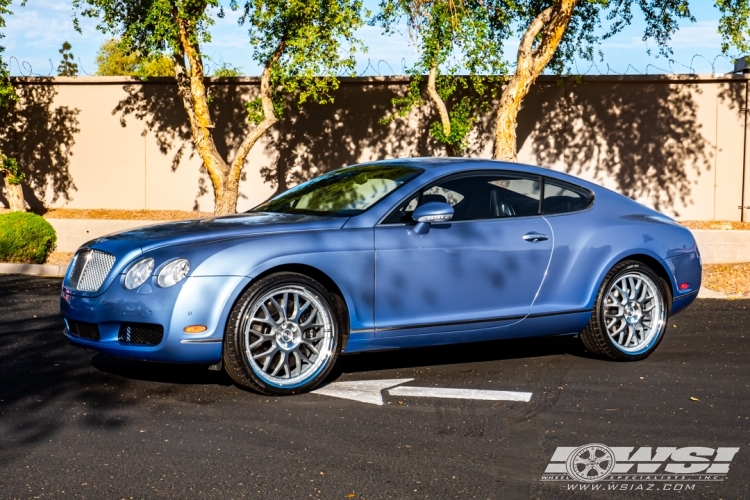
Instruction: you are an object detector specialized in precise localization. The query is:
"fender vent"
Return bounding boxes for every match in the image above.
[118,323,164,346]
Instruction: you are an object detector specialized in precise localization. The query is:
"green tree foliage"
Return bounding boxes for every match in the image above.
[715,0,750,56]
[74,0,367,214]
[1,156,23,184]
[212,61,243,77]
[375,0,506,156]
[0,212,57,264]
[95,38,173,76]
[0,0,24,211]
[490,0,696,161]
[377,1,696,160]
[57,41,79,76]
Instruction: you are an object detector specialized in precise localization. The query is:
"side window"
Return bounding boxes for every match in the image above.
[382,172,541,223]
[542,178,593,215]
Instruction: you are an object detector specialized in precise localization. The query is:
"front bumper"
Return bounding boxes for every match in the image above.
[61,275,250,363]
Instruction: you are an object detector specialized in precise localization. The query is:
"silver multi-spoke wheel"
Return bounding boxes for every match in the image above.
[242,286,334,388]
[581,261,669,361]
[604,272,665,353]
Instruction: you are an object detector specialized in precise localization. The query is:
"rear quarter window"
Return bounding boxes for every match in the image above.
[542,178,593,215]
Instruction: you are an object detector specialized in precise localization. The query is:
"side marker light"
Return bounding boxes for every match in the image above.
[184,325,207,334]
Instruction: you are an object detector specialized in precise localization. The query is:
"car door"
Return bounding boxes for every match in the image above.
[373,171,553,336]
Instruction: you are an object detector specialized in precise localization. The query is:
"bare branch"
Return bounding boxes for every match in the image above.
[229,39,286,182]
[426,62,451,139]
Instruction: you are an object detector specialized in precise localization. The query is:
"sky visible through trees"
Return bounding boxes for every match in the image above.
[2,0,740,77]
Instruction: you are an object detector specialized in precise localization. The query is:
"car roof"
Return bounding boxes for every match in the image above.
[361,157,601,191]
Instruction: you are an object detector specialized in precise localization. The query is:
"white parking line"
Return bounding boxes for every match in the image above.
[388,386,532,402]
[312,378,414,405]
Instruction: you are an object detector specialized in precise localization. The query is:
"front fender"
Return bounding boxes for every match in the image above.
[187,228,375,333]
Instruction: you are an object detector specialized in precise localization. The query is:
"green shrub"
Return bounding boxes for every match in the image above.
[0,212,57,264]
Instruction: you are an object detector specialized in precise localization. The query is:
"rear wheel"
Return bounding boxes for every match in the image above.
[223,272,341,395]
[580,260,669,361]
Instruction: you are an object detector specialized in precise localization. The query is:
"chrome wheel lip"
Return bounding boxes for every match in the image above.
[604,271,665,355]
[242,285,334,389]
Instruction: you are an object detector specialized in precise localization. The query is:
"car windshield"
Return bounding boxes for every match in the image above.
[251,164,424,217]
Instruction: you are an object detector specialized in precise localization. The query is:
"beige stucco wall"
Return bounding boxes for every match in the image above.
[3,74,750,220]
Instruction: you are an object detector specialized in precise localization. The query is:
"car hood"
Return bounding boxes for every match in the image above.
[85,212,348,255]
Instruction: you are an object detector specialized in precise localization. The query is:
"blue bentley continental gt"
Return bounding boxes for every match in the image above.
[61,158,701,395]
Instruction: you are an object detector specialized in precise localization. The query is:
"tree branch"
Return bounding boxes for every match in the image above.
[426,61,452,143]
[173,12,229,211]
[229,39,286,182]
[492,0,578,161]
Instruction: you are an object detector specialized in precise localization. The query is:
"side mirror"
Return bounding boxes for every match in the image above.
[412,201,454,234]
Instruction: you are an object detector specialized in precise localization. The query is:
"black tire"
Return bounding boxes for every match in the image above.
[580,260,670,361]
[223,272,343,395]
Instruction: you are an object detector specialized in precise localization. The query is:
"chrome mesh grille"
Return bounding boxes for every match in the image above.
[68,249,116,291]
[118,323,164,346]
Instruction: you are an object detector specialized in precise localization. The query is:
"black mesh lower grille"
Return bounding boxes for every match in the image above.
[118,323,164,346]
[67,320,100,341]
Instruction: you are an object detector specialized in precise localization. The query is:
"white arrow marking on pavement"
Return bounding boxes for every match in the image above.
[312,378,415,406]
[388,386,532,402]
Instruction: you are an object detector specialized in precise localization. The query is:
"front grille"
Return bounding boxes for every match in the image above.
[67,320,100,341]
[68,249,116,292]
[118,323,164,346]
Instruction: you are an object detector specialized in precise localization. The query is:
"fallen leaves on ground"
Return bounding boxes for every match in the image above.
[679,220,750,230]
[46,252,75,266]
[703,263,750,296]
[40,208,213,221]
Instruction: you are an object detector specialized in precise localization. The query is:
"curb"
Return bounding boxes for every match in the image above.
[0,263,67,278]
[697,286,750,299]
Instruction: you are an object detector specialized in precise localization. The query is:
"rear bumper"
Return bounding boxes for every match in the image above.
[669,288,699,316]
[664,251,701,316]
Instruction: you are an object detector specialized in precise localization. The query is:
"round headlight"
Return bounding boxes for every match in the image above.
[157,258,190,288]
[124,258,154,290]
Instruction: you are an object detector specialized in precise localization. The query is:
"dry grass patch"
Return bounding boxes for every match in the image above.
[41,209,213,221]
[679,220,750,230]
[46,252,75,266]
[702,263,750,296]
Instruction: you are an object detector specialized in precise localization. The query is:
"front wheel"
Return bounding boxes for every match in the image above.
[223,272,341,395]
[580,260,669,361]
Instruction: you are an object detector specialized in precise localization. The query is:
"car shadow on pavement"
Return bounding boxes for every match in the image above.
[330,333,596,379]
[87,332,595,389]
[89,354,234,386]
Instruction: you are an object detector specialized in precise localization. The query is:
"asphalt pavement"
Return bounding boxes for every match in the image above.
[0,275,748,499]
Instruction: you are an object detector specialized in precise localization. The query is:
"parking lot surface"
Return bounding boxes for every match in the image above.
[1,275,748,499]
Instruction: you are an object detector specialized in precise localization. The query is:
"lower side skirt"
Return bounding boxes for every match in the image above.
[344,310,592,353]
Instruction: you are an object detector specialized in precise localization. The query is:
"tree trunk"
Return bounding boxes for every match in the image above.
[426,63,456,156]
[2,175,25,212]
[172,15,284,216]
[493,0,577,161]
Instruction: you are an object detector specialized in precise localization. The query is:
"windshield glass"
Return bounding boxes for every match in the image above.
[251,164,424,217]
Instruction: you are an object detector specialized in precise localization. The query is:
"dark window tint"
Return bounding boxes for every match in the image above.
[383,173,541,224]
[252,164,424,217]
[542,178,593,215]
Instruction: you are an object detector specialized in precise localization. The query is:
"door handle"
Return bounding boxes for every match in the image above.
[523,232,549,242]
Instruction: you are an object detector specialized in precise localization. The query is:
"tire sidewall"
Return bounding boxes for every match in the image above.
[226,273,342,395]
[597,261,669,361]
